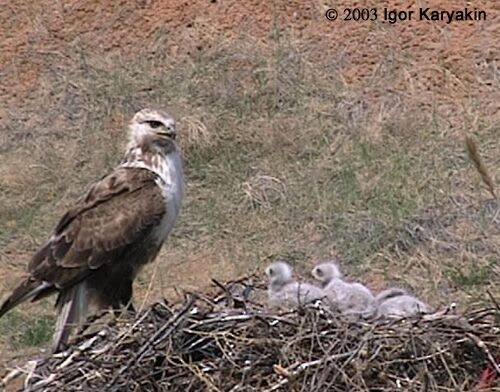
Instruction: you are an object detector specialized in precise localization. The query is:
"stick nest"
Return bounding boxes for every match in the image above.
[4,277,500,391]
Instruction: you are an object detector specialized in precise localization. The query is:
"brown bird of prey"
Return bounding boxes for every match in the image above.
[0,108,184,352]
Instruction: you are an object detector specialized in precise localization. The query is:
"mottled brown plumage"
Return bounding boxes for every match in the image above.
[0,108,184,352]
[29,169,164,291]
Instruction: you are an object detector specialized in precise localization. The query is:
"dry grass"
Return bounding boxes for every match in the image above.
[0,11,499,382]
[465,135,497,200]
[240,175,288,210]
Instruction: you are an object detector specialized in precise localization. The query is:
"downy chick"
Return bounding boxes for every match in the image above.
[266,261,324,308]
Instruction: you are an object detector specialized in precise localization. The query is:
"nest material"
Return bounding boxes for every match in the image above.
[3,278,499,392]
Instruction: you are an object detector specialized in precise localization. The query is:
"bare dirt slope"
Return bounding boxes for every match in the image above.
[0,0,499,376]
[2,0,499,116]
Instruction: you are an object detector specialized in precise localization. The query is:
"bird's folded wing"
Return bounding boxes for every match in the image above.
[28,167,166,288]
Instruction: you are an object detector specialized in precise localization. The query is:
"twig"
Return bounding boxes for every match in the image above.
[108,295,197,387]
[466,332,500,376]
[486,291,500,311]
[264,351,357,392]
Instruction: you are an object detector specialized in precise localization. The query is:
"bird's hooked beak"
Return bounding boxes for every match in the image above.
[155,126,176,140]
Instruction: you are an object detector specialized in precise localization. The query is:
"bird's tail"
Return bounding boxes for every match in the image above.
[53,281,89,353]
[375,288,407,304]
[0,278,53,318]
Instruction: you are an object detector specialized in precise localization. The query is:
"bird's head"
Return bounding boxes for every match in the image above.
[128,108,177,153]
[266,261,294,287]
[312,261,342,286]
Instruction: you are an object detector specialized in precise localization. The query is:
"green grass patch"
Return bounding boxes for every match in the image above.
[0,310,54,349]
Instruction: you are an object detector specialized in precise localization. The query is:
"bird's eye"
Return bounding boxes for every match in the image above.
[147,120,164,129]
[316,269,323,276]
[269,268,274,276]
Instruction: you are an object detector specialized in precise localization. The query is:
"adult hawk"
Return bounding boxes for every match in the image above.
[0,108,184,352]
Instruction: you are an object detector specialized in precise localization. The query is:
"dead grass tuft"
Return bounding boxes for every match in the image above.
[465,135,497,200]
[178,116,214,152]
[240,175,288,210]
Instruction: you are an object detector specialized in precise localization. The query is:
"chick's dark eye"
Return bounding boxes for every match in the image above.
[147,120,163,129]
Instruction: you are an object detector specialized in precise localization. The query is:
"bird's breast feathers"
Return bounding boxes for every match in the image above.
[119,149,184,244]
[152,151,184,242]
